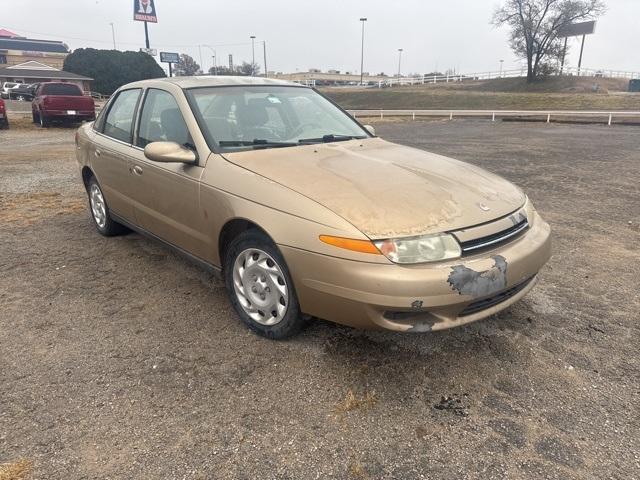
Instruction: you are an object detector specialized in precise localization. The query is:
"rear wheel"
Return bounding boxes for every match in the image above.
[87,176,127,236]
[32,111,38,123]
[39,110,50,128]
[224,231,304,339]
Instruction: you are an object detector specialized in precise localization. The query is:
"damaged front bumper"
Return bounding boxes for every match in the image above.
[281,211,551,332]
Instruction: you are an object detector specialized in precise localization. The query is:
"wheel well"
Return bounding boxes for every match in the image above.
[81,167,94,191]
[218,219,269,264]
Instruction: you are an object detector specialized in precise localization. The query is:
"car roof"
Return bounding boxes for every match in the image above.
[122,75,305,90]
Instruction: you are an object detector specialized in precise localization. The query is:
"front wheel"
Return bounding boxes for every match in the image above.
[224,231,304,339]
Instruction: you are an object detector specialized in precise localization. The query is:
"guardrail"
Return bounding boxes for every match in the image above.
[349,109,640,126]
[379,67,640,88]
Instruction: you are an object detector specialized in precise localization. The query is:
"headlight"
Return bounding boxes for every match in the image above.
[373,234,461,264]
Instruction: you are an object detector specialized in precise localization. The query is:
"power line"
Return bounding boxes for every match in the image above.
[8,26,256,50]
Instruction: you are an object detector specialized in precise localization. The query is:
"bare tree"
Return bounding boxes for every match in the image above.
[493,0,605,82]
[174,54,202,77]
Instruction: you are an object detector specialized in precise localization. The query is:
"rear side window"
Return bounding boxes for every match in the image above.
[103,89,141,143]
[42,83,82,96]
[136,89,191,148]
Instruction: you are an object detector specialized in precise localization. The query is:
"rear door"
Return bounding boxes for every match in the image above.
[90,88,142,222]
[128,88,207,257]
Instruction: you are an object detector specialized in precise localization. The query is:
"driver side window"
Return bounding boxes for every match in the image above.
[137,89,192,148]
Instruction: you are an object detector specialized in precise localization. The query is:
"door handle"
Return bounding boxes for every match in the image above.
[131,165,143,176]
[94,149,101,157]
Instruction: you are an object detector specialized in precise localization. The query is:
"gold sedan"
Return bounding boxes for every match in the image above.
[76,77,551,339]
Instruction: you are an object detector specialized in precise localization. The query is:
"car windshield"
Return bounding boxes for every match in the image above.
[43,84,82,96]
[186,86,368,151]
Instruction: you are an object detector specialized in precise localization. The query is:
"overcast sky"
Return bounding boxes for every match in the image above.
[4,0,639,76]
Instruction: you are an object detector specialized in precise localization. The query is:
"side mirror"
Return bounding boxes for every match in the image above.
[144,141,197,164]
[364,125,376,136]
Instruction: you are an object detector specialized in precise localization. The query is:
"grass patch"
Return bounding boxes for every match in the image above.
[0,459,32,480]
[336,390,377,414]
[324,77,640,111]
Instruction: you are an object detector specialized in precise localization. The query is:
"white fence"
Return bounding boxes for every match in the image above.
[379,67,640,88]
[349,109,640,126]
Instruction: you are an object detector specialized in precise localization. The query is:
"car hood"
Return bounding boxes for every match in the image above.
[222,137,526,239]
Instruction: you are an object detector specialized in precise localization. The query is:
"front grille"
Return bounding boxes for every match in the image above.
[457,218,529,255]
[459,276,534,317]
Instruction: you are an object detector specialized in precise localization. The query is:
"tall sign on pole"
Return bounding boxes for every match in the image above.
[133,0,158,50]
[558,20,596,76]
[160,52,179,77]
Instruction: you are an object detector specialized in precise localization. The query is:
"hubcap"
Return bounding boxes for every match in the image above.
[232,248,289,326]
[89,183,107,228]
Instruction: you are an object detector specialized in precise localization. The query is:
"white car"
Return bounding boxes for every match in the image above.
[1,82,20,99]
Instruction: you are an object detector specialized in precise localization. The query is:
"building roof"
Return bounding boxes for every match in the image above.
[0,63,92,81]
[0,29,19,38]
[0,36,69,54]
[126,75,300,89]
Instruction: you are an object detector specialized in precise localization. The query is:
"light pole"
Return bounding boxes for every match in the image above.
[109,22,116,50]
[263,40,268,77]
[359,18,367,86]
[250,35,256,75]
[397,48,403,78]
[499,59,504,77]
[203,45,217,75]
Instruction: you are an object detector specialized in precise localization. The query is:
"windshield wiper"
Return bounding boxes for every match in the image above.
[298,134,366,144]
[218,139,298,149]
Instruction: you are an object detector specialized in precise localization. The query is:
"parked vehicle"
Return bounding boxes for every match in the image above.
[0,98,8,129]
[75,77,551,339]
[1,81,20,99]
[32,82,95,127]
[8,83,37,101]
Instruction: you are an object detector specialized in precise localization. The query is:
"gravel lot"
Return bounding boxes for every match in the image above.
[1,120,638,479]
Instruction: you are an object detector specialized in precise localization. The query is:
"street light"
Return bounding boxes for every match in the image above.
[109,22,116,50]
[359,18,367,86]
[499,59,504,77]
[203,45,217,75]
[397,48,403,78]
[250,35,256,75]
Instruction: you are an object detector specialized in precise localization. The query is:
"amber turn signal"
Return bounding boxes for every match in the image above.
[319,235,381,255]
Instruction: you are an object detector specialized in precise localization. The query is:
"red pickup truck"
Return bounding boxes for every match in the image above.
[0,98,8,129]
[32,82,95,127]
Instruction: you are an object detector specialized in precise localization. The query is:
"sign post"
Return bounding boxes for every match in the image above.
[160,52,180,77]
[558,21,596,76]
[133,0,158,50]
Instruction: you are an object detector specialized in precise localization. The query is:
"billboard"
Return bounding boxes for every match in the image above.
[160,52,180,63]
[558,20,596,38]
[134,0,158,23]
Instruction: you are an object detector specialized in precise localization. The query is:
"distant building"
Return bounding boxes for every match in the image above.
[0,29,92,90]
[0,29,69,69]
[0,61,92,91]
[273,70,391,86]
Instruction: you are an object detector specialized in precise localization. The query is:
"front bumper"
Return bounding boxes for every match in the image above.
[281,211,551,332]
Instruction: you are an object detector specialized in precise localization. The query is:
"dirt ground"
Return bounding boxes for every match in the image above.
[1,120,639,480]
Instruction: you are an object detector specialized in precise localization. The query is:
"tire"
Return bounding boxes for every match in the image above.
[87,176,127,236]
[0,119,8,130]
[224,230,304,339]
[39,110,50,128]
[32,111,38,123]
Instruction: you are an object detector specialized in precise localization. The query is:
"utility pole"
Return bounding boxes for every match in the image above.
[263,41,268,77]
[359,18,367,86]
[499,59,504,77]
[250,35,256,75]
[397,48,403,78]
[109,22,116,50]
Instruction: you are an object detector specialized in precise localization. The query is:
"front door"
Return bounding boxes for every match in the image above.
[128,88,208,259]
